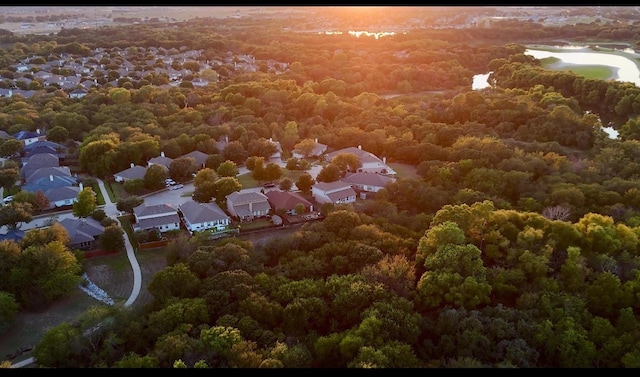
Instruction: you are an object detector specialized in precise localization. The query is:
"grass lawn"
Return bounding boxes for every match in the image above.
[388,162,419,179]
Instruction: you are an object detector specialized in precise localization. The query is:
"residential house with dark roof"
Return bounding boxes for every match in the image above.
[113,164,147,182]
[13,129,45,146]
[178,200,231,234]
[311,180,357,205]
[265,190,315,215]
[292,138,328,159]
[132,203,180,233]
[45,185,81,209]
[341,172,397,193]
[23,140,65,159]
[179,150,209,169]
[22,174,77,193]
[147,152,173,171]
[20,153,60,181]
[25,166,72,184]
[226,191,271,222]
[0,229,25,243]
[60,217,104,251]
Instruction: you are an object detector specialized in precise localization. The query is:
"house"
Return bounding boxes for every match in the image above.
[267,138,283,160]
[59,217,105,251]
[179,150,209,169]
[24,166,71,184]
[265,190,314,215]
[23,140,65,158]
[13,129,45,146]
[20,153,60,181]
[69,88,88,99]
[0,229,25,243]
[22,174,77,193]
[132,203,180,233]
[45,185,81,208]
[324,146,396,175]
[292,138,328,159]
[341,172,397,193]
[147,152,173,171]
[226,191,271,222]
[178,200,231,233]
[311,180,357,205]
[113,163,147,182]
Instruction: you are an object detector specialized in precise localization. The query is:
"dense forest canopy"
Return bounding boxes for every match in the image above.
[4,6,640,368]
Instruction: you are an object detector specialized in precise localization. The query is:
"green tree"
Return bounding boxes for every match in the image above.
[100,224,125,252]
[316,164,341,183]
[0,291,19,333]
[148,263,201,304]
[0,166,19,190]
[0,138,23,158]
[169,157,198,183]
[33,322,84,368]
[0,201,33,230]
[144,164,166,190]
[73,187,97,218]
[213,177,242,203]
[46,125,69,143]
[217,160,239,177]
[296,173,315,194]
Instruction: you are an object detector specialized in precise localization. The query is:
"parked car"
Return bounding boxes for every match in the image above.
[3,195,13,204]
[171,184,184,190]
[263,182,276,188]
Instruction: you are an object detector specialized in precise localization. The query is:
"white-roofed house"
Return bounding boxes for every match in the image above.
[113,163,147,183]
[132,203,180,234]
[340,172,397,193]
[311,180,357,205]
[178,200,231,234]
[226,191,271,222]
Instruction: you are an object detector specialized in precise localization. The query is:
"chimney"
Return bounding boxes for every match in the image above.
[36,128,40,134]
[383,157,386,164]
[358,145,362,150]
[160,151,165,158]
[79,182,83,190]
[225,135,229,143]
[130,163,134,168]
[49,174,53,181]
[314,138,318,143]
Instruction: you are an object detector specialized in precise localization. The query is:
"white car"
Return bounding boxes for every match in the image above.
[2,195,13,204]
[171,184,184,190]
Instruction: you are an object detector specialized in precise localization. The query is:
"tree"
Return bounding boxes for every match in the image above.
[296,173,315,194]
[33,190,50,214]
[0,291,19,334]
[294,138,318,158]
[0,166,19,190]
[213,177,242,203]
[148,263,201,304]
[264,162,283,182]
[316,164,341,183]
[73,187,97,218]
[331,153,361,173]
[144,164,166,190]
[116,196,144,214]
[217,160,239,177]
[0,202,33,230]
[100,224,125,252]
[47,125,69,143]
[168,157,198,183]
[0,139,23,158]
[279,177,293,191]
[32,322,83,368]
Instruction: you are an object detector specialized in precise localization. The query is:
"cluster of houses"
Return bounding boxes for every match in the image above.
[0,128,398,251]
[0,45,290,99]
